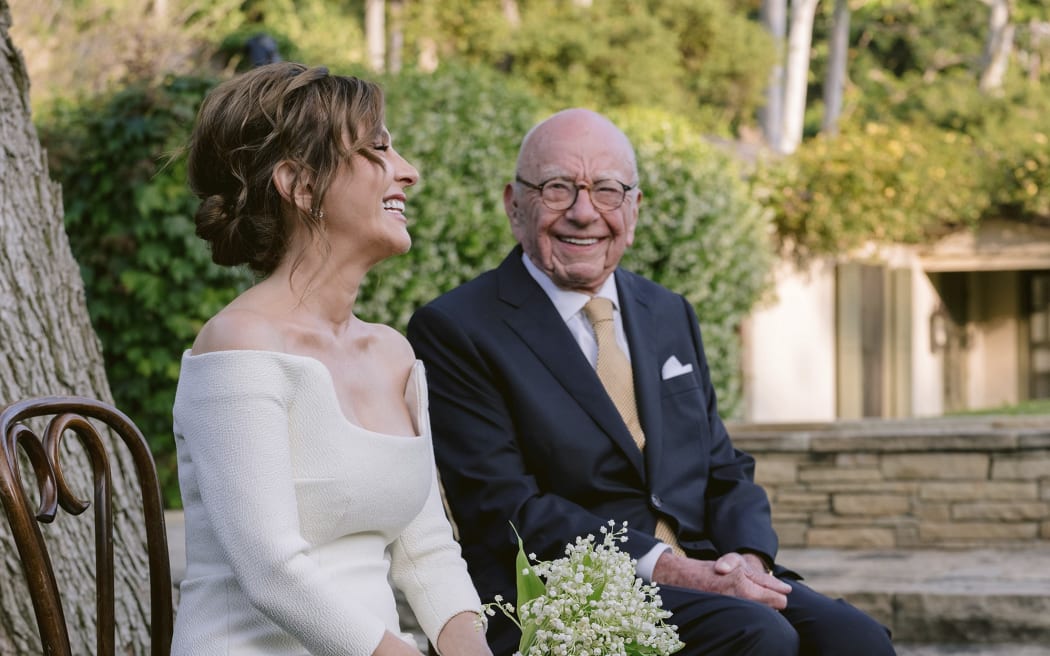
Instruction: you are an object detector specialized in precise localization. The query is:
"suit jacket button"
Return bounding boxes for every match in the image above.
[650,494,663,508]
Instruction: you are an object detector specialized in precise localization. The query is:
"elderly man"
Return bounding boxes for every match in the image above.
[407,109,895,656]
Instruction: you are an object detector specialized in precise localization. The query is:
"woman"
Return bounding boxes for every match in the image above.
[171,62,491,656]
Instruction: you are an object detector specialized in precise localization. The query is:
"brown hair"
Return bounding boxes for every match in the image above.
[186,62,385,275]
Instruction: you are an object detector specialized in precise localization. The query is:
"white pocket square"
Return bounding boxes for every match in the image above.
[661,355,694,380]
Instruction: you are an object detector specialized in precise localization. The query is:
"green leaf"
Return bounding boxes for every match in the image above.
[510,523,545,608]
[509,523,545,655]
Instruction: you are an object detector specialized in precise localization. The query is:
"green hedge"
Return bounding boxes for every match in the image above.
[41,77,254,506]
[41,65,773,505]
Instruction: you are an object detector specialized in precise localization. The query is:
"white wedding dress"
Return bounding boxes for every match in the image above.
[170,350,479,656]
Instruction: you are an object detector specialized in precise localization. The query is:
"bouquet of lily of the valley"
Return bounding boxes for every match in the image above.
[483,520,683,656]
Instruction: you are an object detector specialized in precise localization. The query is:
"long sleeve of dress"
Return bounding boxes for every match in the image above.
[389,364,482,646]
[390,465,482,645]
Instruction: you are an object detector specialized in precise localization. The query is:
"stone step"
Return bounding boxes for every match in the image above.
[779,547,1050,646]
[896,646,1050,656]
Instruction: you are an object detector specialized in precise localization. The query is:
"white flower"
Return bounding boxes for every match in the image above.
[482,522,684,656]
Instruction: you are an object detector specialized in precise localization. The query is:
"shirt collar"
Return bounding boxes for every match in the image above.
[521,251,620,322]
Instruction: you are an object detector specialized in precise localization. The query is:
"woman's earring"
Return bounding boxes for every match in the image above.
[310,207,325,220]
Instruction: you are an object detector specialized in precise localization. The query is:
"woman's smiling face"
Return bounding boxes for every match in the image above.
[322,126,420,261]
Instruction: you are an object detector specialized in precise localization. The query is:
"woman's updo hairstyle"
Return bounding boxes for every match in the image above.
[186,62,385,275]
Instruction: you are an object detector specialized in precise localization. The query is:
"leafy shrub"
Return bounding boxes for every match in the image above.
[977,88,1050,220]
[611,107,775,415]
[41,75,253,506]
[756,120,991,258]
[758,76,1050,260]
[504,2,688,116]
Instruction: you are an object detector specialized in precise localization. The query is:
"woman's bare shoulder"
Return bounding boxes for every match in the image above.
[192,307,286,355]
[360,321,416,369]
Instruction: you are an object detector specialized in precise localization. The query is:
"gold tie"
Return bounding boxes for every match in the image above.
[583,297,685,556]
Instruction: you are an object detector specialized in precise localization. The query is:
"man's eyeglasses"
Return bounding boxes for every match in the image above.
[515,175,637,212]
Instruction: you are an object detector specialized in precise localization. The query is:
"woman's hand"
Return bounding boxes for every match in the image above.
[372,631,425,656]
[435,611,493,656]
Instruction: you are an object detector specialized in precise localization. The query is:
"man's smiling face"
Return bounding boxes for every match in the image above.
[505,109,641,295]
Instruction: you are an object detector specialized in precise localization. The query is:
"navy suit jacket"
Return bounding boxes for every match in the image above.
[407,246,778,609]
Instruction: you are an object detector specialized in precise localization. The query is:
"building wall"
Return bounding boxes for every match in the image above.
[743,251,1027,422]
[742,258,837,422]
[911,268,945,416]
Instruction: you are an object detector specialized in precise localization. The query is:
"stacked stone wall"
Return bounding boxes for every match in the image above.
[730,418,1050,549]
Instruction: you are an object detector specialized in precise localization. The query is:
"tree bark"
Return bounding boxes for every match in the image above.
[366,0,386,73]
[779,0,821,154]
[979,0,1014,93]
[822,0,850,135]
[0,2,154,652]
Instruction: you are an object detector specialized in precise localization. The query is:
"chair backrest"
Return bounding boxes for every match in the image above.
[0,396,173,656]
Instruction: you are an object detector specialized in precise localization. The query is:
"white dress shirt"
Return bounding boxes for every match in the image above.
[521,253,671,581]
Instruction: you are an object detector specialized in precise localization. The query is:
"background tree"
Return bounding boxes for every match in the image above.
[778,0,820,152]
[821,0,849,134]
[646,0,775,132]
[387,0,405,73]
[759,0,787,145]
[366,0,386,72]
[399,0,772,133]
[8,0,241,109]
[0,0,156,650]
[980,0,1015,92]
[761,0,1050,258]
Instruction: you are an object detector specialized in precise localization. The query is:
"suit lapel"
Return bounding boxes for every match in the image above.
[496,250,646,479]
[616,270,664,484]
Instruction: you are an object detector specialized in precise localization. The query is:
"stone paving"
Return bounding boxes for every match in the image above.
[896,647,1050,655]
[780,546,1050,646]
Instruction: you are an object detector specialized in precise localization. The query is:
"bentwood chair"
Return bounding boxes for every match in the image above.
[0,396,173,656]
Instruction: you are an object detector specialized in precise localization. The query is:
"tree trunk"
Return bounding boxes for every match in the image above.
[979,0,1014,93]
[387,0,404,74]
[779,0,821,154]
[501,0,521,28]
[366,0,386,73]
[822,0,850,135]
[0,2,154,652]
[1029,21,1050,86]
[759,0,787,150]
[151,0,168,25]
